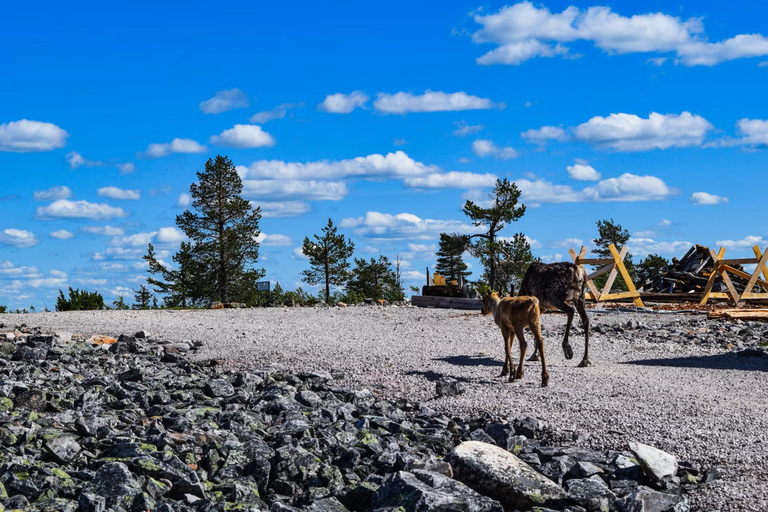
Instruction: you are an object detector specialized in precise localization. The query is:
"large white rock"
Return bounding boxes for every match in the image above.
[629,442,679,482]
[449,440,567,509]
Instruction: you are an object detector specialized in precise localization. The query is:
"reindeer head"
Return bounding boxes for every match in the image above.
[480,288,499,315]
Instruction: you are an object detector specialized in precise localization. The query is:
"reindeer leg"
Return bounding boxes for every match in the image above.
[559,302,576,361]
[576,297,592,368]
[513,328,526,382]
[533,318,549,387]
[499,326,511,377]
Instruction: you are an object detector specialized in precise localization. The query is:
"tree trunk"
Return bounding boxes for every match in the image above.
[325,260,331,304]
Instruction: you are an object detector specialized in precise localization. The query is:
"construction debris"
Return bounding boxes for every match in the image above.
[708,309,768,321]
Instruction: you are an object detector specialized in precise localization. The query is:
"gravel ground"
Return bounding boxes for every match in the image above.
[3,306,768,511]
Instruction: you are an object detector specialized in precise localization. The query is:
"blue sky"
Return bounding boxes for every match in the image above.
[2,1,767,309]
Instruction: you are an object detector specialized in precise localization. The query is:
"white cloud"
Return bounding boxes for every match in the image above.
[242,179,348,201]
[75,278,107,286]
[526,112,712,151]
[250,103,302,123]
[453,120,485,136]
[393,138,407,146]
[199,88,249,114]
[627,237,693,256]
[36,199,128,220]
[81,225,125,236]
[255,233,293,246]
[109,232,156,248]
[727,118,768,148]
[210,124,275,148]
[94,247,169,261]
[34,186,72,201]
[690,192,728,205]
[471,2,768,66]
[49,229,74,240]
[317,91,369,113]
[145,138,207,158]
[516,173,676,204]
[66,151,102,169]
[177,193,191,208]
[240,151,437,181]
[659,219,672,226]
[402,270,427,282]
[567,163,601,181]
[0,229,39,248]
[97,186,141,200]
[374,91,502,114]
[472,139,518,159]
[110,286,133,297]
[521,125,568,144]
[155,227,187,244]
[50,269,68,278]
[292,247,309,259]
[0,119,69,152]
[716,235,766,249]
[0,261,40,278]
[340,212,482,240]
[499,235,542,249]
[403,171,497,189]
[118,163,135,174]
[257,201,311,218]
[550,237,584,248]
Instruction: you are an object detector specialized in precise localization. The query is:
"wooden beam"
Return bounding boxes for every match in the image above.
[609,244,645,307]
[571,247,602,301]
[700,247,725,305]
[411,295,483,310]
[755,246,768,285]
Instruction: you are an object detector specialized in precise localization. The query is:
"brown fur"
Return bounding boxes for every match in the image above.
[481,291,549,387]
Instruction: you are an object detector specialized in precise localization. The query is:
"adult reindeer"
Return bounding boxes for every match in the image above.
[518,262,592,367]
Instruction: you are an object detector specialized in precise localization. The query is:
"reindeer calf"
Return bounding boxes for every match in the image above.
[481,291,549,387]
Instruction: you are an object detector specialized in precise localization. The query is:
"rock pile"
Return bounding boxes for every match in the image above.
[0,324,710,511]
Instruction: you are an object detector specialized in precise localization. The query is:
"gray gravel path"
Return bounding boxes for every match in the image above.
[3,306,767,511]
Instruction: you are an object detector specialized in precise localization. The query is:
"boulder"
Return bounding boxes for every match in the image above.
[616,486,690,512]
[373,470,503,512]
[435,377,465,397]
[566,477,616,511]
[629,442,678,482]
[448,441,567,510]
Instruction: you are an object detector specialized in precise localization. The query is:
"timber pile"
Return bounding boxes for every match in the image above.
[708,308,768,321]
[640,245,766,296]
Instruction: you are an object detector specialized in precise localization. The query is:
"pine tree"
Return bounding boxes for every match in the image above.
[347,256,402,301]
[494,233,540,294]
[434,233,471,283]
[463,178,526,291]
[133,285,152,310]
[176,155,264,303]
[301,218,355,304]
[636,253,670,288]
[112,296,130,310]
[144,242,202,308]
[593,218,635,291]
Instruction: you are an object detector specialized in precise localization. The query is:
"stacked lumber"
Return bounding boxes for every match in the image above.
[708,309,768,321]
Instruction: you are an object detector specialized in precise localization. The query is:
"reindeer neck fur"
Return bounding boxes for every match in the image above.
[488,292,503,323]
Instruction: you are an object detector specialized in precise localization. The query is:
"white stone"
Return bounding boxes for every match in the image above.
[629,442,679,481]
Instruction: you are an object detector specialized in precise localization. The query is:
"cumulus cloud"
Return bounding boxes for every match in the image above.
[118,163,135,174]
[721,118,768,148]
[250,103,302,123]
[81,225,125,236]
[156,227,187,244]
[525,112,712,151]
[403,171,497,189]
[257,201,311,218]
[716,235,766,249]
[49,229,74,240]
[242,180,347,201]
[241,151,437,181]
[199,88,249,114]
[453,120,485,136]
[36,199,128,220]
[254,233,293,246]
[472,139,518,159]
[145,138,207,158]
[690,191,728,205]
[627,238,694,256]
[373,91,502,114]
[210,124,275,148]
[97,187,141,200]
[0,229,39,248]
[471,2,768,66]
[66,151,102,169]
[567,163,601,180]
[515,173,676,205]
[0,119,68,152]
[318,91,369,113]
[177,193,191,208]
[292,247,309,259]
[34,186,72,201]
[340,212,482,240]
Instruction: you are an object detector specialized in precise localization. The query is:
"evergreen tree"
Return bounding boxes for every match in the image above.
[494,233,540,294]
[56,288,105,311]
[133,285,152,310]
[636,253,670,288]
[301,218,355,304]
[144,242,202,308]
[176,155,264,303]
[347,256,403,301]
[112,296,130,310]
[463,178,526,291]
[434,233,471,283]
[593,218,635,291]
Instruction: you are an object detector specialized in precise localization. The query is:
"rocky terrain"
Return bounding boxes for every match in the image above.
[2,306,767,511]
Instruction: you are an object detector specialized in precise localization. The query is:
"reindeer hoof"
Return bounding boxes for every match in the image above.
[527,353,540,362]
[499,370,509,377]
[563,345,574,360]
[578,359,592,368]
[541,378,549,388]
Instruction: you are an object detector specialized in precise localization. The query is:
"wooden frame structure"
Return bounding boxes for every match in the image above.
[569,243,645,307]
[699,245,768,307]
